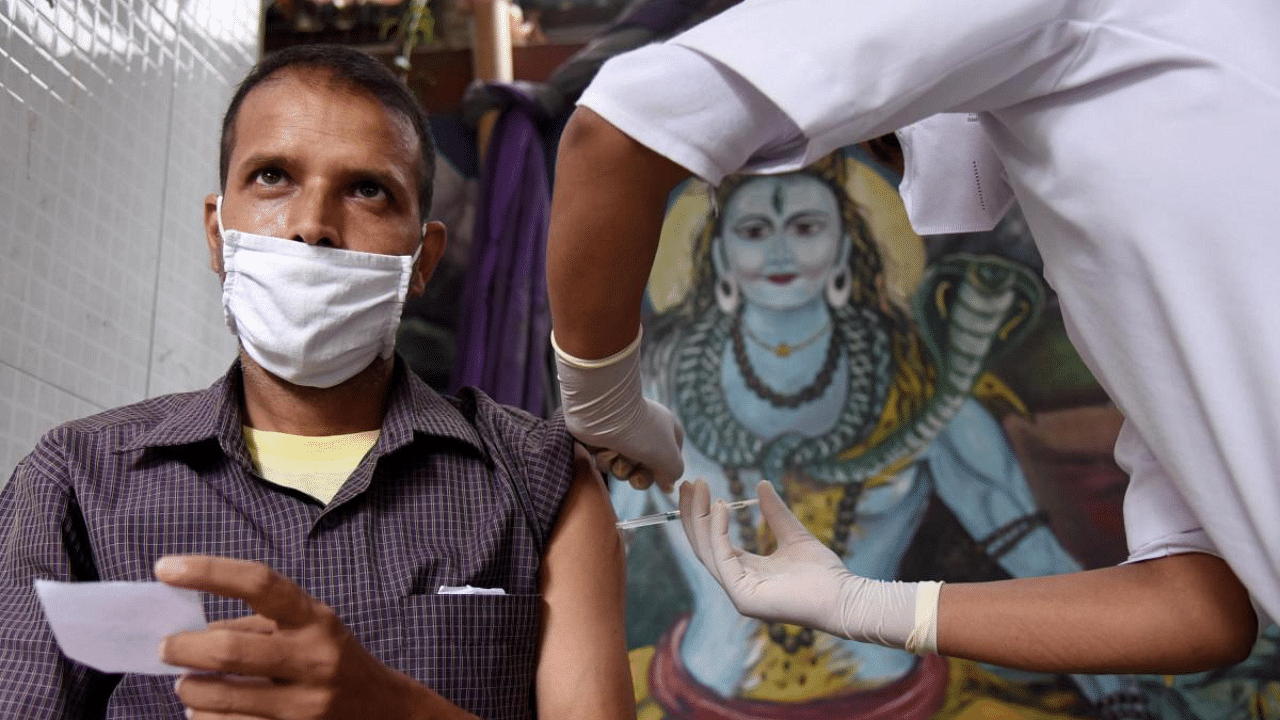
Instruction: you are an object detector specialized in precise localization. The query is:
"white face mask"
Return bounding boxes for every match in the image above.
[216,196,421,388]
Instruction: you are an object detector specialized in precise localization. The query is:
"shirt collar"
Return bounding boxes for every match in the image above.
[118,359,486,458]
[378,359,486,456]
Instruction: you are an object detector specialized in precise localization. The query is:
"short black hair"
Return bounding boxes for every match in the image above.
[219,44,436,219]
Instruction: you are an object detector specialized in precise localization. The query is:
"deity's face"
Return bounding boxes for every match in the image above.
[716,174,846,312]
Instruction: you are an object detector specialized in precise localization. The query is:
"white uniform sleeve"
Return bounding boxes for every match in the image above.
[579,44,806,185]
[1118,420,1272,630]
[583,0,1085,180]
[583,43,1022,238]
[1115,420,1218,563]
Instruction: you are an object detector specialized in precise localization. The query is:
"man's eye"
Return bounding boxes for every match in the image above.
[256,168,284,186]
[354,181,386,199]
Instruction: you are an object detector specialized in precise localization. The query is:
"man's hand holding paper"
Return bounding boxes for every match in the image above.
[154,555,452,720]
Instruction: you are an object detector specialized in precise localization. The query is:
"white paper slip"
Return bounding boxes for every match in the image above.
[438,584,506,595]
[34,580,208,675]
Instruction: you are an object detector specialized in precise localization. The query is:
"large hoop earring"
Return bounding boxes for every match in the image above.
[825,266,852,308]
[716,276,741,314]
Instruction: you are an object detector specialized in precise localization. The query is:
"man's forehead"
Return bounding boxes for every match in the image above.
[233,67,418,151]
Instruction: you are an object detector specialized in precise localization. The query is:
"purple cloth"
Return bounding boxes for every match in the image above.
[0,360,574,719]
[614,0,718,34]
[452,83,553,416]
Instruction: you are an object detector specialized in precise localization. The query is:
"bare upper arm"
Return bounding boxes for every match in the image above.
[547,107,691,358]
[535,443,636,720]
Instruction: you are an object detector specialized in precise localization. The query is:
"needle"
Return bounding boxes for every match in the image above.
[615,498,760,530]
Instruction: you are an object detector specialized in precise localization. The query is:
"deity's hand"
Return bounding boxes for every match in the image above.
[552,330,684,491]
[155,556,454,720]
[679,479,942,654]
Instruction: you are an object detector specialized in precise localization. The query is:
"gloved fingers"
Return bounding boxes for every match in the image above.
[707,498,746,587]
[607,453,656,491]
[678,479,709,555]
[754,480,812,548]
[591,449,620,477]
[585,448,658,490]
[642,399,684,491]
[593,402,683,491]
[677,477,700,517]
[679,479,721,583]
[609,454,635,479]
[625,465,654,490]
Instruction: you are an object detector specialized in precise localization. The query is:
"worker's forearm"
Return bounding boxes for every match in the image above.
[547,107,690,359]
[938,552,1257,674]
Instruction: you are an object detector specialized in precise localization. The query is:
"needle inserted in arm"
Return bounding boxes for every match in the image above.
[615,498,760,530]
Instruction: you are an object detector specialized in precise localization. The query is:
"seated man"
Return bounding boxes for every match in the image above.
[0,44,634,720]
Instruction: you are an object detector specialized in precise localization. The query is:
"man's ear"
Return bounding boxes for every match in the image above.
[409,221,448,297]
[203,193,225,278]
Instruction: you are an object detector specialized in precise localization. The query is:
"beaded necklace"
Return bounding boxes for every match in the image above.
[731,314,840,409]
[740,317,833,358]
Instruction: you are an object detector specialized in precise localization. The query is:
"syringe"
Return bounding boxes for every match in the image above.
[615,498,760,530]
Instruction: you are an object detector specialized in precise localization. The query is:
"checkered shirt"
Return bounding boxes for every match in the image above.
[0,361,574,719]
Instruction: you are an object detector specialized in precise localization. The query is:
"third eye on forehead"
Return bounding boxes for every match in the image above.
[733,175,838,218]
[731,181,837,235]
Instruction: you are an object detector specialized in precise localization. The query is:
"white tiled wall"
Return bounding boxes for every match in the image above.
[0,0,261,481]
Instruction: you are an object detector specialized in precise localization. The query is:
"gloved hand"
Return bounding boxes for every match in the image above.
[679,478,943,654]
[552,330,684,491]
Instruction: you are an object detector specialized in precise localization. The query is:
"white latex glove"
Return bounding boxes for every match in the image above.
[552,330,684,491]
[679,478,942,654]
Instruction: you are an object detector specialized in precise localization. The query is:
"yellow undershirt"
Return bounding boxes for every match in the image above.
[242,426,380,505]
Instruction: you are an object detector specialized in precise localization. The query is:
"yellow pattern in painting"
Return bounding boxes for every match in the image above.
[628,647,1093,720]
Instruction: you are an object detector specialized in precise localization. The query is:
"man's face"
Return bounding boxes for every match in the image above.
[205,68,444,289]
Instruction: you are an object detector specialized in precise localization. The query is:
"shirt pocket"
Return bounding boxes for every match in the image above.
[395,593,542,720]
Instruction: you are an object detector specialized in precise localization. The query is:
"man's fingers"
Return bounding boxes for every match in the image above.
[155,556,314,629]
[207,614,277,635]
[162,625,324,680]
[176,671,293,719]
